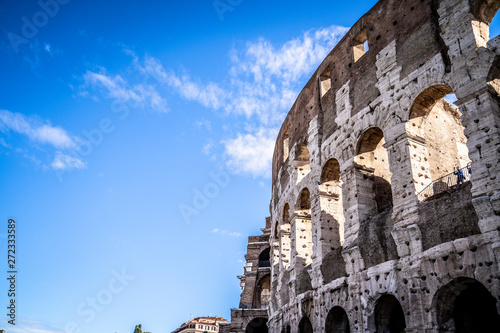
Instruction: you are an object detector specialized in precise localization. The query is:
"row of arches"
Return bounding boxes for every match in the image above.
[274,278,500,333]
[274,84,472,273]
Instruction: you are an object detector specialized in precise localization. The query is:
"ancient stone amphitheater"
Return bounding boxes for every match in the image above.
[220,0,500,332]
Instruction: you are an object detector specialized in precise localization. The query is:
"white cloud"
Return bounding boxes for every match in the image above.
[212,228,242,237]
[225,25,348,123]
[138,56,227,110]
[51,151,86,170]
[223,127,278,178]
[0,110,77,149]
[77,25,348,178]
[202,140,214,155]
[0,110,86,171]
[82,70,168,113]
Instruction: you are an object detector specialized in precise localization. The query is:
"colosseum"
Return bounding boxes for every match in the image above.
[220,0,500,332]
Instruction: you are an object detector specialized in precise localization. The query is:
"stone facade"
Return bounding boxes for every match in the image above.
[220,219,272,333]
[229,0,500,332]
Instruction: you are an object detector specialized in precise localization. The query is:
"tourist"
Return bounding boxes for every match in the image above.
[454,166,464,184]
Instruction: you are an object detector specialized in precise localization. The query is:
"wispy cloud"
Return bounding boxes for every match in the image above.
[202,140,214,156]
[160,26,346,177]
[212,228,242,237]
[0,110,77,149]
[138,56,227,110]
[81,70,168,113]
[0,110,85,170]
[51,151,86,170]
[78,25,348,177]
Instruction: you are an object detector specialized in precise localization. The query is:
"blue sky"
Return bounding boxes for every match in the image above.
[1,1,498,333]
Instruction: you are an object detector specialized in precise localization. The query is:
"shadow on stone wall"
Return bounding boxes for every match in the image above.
[358,208,398,268]
[320,247,347,284]
[280,270,290,305]
[418,182,480,251]
[296,264,313,295]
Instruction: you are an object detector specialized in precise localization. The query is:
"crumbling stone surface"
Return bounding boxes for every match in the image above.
[226,0,500,332]
[418,182,481,250]
[358,208,399,269]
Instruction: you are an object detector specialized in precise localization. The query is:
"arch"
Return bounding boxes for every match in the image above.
[295,143,310,164]
[299,317,313,333]
[487,55,500,96]
[273,221,279,240]
[370,294,406,333]
[283,203,290,223]
[318,158,345,250]
[407,85,470,196]
[253,274,271,309]
[283,128,290,162]
[321,159,341,185]
[470,0,500,46]
[471,0,500,25]
[245,318,268,333]
[434,277,500,332]
[325,306,350,333]
[292,188,313,269]
[295,143,311,183]
[280,204,291,269]
[355,127,393,213]
[258,248,270,267]
[297,188,311,211]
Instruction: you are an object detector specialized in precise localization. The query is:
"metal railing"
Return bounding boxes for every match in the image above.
[417,165,471,200]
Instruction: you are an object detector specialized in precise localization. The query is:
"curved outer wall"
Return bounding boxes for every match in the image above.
[267,0,500,332]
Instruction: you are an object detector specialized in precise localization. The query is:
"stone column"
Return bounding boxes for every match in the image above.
[310,184,343,286]
[341,164,378,249]
[290,212,312,269]
[279,227,291,271]
[456,87,500,233]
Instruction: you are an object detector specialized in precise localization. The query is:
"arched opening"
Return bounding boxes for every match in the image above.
[297,188,311,211]
[488,55,500,97]
[245,318,268,333]
[293,188,313,271]
[471,0,500,46]
[434,277,500,332]
[258,248,270,267]
[408,85,470,198]
[325,306,350,333]
[318,159,345,256]
[283,128,290,162]
[280,204,291,269]
[295,143,311,183]
[299,317,313,333]
[253,275,271,309]
[372,294,406,333]
[356,127,393,213]
[321,159,341,185]
[272,221,280,269]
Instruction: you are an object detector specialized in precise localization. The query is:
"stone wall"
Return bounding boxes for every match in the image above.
[222,219,271,333]
[265,0,500,332]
